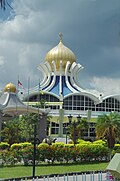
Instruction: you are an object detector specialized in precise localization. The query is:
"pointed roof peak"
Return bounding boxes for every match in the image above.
[59,32,63,42]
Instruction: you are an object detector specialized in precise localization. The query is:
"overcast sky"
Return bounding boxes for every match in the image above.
[0,0,120,96]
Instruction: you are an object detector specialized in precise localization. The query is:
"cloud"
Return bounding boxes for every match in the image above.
[0,56,5,66]
[0,0,120,96]
[90,77,120,96]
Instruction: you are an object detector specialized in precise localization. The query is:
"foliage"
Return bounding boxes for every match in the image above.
[1,94,52,143]
[77,118,89,138]
[0,150,17,165]
[113,144,120,151]
[68,118,88,143]
[95,112,120,149]
[93,140,107,146]
[19,145,34,165]
[10,142,32,150]
[112,144,120,156]
[0,0,6,9]
[10,142,33,164]
[77,139,91,145]
[0,142,9,150]
[0,140,110,166]
[1,112,51,143]
[0,0,12,10]
[38,143,51,163]
[1,117,22,145]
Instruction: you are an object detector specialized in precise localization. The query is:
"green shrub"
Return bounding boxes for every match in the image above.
[10,142,32,150]
[77,139,91,145]
[19,145,34,165]
[112,144,120,156]
[0,150,17,165]
[93,140,107,146]
[10,142,33,165]
[0,140,110,165]
[113,144,120,151]
[0,142,10,150]
[38,143,50,163]
[52,142,65,147]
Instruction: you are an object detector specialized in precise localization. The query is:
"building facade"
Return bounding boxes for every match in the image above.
[22,33,120,140]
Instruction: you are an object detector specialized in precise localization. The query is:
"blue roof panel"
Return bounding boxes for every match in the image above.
[62,76,72,96]
[49,76,59,95]
[49,76,72,96]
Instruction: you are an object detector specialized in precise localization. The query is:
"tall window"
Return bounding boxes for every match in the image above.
[96,97,120,112]
[23,93,60,109]
[63,95,95,111]
[24,93,59,102]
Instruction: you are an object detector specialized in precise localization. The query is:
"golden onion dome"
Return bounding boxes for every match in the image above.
[45,33,76,71]
[4,82,16,93]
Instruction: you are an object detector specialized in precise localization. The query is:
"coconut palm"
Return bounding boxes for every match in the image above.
[95,112,120,149]
[68,118,88,144]
[0,0,12,10]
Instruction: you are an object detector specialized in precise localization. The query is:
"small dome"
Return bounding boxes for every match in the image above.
[45,33,76,71]
[4,82,16,93]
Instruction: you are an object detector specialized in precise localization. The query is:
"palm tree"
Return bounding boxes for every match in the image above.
[0,0,12,10]
[95,112,120,149]
[68,118,88,143]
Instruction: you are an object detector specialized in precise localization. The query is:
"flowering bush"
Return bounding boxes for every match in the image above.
[38,143,50,163]
[62,145,73,162]
[19,145,34,165]
[0,150,17,165]
[10,142,33,164]
[0,140,110,165]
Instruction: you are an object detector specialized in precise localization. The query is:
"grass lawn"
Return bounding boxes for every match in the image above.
[0,162,109,179]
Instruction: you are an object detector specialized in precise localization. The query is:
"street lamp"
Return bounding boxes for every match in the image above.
[32,124,37,178]
[67,114,81,145]
[63,123,68,144]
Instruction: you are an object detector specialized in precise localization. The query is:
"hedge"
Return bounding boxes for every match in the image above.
[0,141,110,165]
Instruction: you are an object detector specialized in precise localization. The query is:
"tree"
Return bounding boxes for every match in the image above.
[1,117,22,145]
[68,118,88,143]
[95,112,120,149]
[1,113,39,144]
[0,0,12,10]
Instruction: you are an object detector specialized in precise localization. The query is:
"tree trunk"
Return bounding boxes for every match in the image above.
[107,127,115,149]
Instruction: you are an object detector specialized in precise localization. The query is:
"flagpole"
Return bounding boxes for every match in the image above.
[26,77,30,140]
[15,75,20,117]
[26,77,30,142]
[27,77,30,111]
[17,75,19,90]
[38,79,40,118]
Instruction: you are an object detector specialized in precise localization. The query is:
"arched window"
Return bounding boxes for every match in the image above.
[63,95,95,111]
[24,93,59,102]
[96,97,120,112]
[23,93,60,109]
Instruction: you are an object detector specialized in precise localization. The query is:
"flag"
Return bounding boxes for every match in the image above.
[18,80,25,90]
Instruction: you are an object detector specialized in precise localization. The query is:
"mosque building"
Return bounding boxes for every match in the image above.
[22,33,120,140]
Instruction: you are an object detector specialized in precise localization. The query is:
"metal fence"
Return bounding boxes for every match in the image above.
[1,171,116,181]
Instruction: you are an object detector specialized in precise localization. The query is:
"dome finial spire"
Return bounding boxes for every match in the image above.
[59,32,63,42]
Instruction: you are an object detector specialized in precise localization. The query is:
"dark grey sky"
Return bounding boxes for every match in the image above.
[0,0,120,95]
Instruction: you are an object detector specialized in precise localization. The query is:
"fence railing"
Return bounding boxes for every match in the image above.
[0,171,116,181]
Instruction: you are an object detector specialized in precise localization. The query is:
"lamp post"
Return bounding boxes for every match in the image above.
[63,123,67,144]
[67,114,81,145]
[32,124,37,178]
